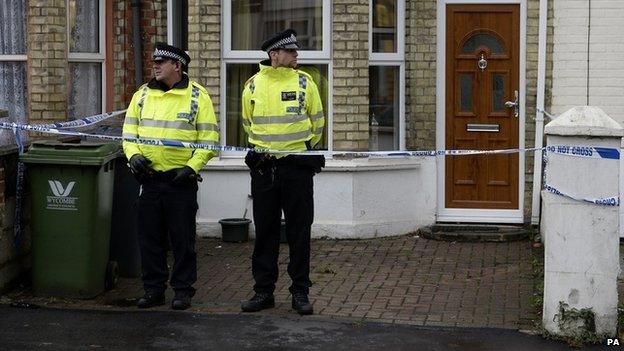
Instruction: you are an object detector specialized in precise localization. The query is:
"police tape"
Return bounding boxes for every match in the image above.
[544,183,620,206]
[546,145,620,160]
[0,117,621,159]
[0,123,547,156]
[33,110,127,129]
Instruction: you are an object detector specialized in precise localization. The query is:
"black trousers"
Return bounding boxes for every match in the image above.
[137,179,198,296]
[251,163,314,295]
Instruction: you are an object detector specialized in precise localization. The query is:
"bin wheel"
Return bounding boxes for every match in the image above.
[105,261,119,291]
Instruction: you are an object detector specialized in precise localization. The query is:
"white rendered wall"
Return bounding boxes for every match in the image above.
[196,157,437,239]
[541,107,622,337]
[551,0,624,120]
[551,0,624,236]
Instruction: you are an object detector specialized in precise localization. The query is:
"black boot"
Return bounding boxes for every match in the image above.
[292,293,313,315]
[137,293,165,309]
[171,291,192,310]
[241,293,275,312]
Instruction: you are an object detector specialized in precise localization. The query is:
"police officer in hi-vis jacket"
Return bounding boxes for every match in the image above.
[122,43,219,310]
[240,29,325,315]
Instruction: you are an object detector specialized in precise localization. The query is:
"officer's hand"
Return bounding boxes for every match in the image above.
[172,166,196,184]
[244,150,259,169]
[129,154,152,175]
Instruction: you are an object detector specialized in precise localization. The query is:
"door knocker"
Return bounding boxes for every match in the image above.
[477,54,487,71]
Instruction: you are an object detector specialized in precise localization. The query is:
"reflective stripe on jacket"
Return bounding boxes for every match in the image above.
[242,61,325,153]
[122,77,219,172]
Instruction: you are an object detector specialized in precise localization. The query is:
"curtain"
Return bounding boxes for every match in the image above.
[226,64,259,147]
[68,0,101,120]
[69,0,99,53]
[232,0,323,51]
[0,0,27,146]
[69,63,102,120]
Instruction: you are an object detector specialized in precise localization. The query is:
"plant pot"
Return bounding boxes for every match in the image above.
[219,218,252,243]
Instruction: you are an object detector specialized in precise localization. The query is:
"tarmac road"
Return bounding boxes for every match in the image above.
[0,305,609,350]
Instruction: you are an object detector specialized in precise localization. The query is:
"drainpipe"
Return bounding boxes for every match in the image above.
[530,0,549,225]
[131,0,143,87]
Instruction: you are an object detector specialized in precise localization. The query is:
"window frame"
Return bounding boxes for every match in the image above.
[167,0,188,50]
[220,0,333,157]
[369,0,405,61]
[369,0,406,151]
[67,0,107,115]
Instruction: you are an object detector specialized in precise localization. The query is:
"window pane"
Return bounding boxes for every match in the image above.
[460,74,473,112]
[171,0,188,51]
[68,0,99,53]
[461,33,505,54]
[492,74,505,112]
[0,62,28,146]
[0,0,27,54]
[372,0,397,53]
[369,66,399,151]
[68,63,102,119]
[226,63,328,149]
[231,0,323,51]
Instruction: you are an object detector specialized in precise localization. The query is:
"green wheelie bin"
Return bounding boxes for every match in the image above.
[21,140,119,298]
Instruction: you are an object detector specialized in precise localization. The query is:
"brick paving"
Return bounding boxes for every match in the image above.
[6,236,536,329]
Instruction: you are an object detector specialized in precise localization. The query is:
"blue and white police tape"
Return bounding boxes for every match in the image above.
[544,183,620,206]
[546,145,620,160]
[39,110,126,129]
[0,121,547,157]
[1,117,621,159]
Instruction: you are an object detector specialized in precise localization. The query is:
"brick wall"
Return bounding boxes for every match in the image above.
[187,0,221,109]
[27,0,68,123]
[551,0,624,124]
[114,0,167,108]
[332,0,370,151]
[523,0,554,218]
[405,0,437,150]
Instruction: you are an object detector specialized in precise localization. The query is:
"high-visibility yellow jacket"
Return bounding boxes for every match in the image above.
[242,61,325,152]
[122,76,219,172]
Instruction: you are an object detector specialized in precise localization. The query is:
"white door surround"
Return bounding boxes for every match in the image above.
[435,0,527,223]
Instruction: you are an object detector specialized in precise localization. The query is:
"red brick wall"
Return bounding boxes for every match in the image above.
[113,0,167,109]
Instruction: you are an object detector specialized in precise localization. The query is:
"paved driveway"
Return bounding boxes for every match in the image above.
[6,236,536,329]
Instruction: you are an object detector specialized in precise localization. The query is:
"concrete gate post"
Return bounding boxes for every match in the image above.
[541,106,622,337]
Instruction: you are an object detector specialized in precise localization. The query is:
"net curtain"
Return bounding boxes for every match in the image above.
[0,0,28,146]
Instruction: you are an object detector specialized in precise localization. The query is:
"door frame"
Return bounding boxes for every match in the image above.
[436,0,527,223]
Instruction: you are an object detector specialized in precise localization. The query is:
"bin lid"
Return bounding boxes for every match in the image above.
[20,140,121,166]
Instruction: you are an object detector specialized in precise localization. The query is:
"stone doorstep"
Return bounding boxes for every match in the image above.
[418,224,531,242]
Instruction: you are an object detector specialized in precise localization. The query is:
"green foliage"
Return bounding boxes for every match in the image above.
[315,263,337,275]
[549,301,602,346]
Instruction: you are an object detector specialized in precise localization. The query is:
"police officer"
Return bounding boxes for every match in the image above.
[122,42,219,310]
[240,29,325,315]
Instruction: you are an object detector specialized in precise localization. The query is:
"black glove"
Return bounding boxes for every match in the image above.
[172,166,196,184]
[244,150,260,169]
[245,150,271,170]
[129,154,153,175]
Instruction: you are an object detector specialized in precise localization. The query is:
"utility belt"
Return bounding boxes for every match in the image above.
[137,169,203,184]
[245,151,325,174]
